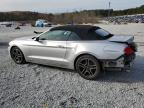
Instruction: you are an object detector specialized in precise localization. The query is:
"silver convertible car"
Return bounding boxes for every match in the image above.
[8,25,137,80]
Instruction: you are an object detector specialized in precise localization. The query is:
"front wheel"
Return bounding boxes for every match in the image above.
[10,47,26,64]
[75,55,101,80]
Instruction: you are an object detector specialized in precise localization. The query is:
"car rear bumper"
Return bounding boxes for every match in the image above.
[102,53,136,68]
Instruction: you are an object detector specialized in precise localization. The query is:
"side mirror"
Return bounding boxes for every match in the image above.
[34,37,39,41]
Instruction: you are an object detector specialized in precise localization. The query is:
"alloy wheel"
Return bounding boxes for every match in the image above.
[11,47,25,64]
[76,55,100,80]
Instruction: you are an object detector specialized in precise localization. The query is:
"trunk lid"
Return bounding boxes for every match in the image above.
[108,35,134,44]
[109,35,137,52]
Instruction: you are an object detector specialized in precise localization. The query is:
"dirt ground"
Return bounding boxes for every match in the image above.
[0,23,144,108]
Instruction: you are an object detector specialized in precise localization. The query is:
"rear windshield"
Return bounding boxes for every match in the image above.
[95,29,110,37]
[86,28,113,40]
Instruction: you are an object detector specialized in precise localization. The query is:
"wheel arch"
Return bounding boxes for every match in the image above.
[10,45,26,61]
[74,53,101,70]
[10,45,20,53]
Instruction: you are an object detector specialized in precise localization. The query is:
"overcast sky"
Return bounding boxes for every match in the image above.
[0,0,144,13]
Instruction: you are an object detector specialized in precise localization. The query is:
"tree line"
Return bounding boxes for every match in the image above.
[0,5,143,24]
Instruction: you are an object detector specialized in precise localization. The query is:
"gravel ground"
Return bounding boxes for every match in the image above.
[0,24,144,108]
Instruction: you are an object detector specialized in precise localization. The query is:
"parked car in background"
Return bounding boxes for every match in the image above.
[8,25,137,80]
[35,19,52,27]
[105,14,144,24]
[0,22,13,27]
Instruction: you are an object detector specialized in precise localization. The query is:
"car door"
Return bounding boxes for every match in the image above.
[28,30,71,67]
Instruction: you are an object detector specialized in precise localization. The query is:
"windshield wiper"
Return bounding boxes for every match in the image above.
[32,37,36,39]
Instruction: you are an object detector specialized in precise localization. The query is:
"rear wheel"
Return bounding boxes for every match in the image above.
[75,55,101,80]
[10,47,26,64]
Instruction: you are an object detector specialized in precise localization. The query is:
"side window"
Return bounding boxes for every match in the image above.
[39,30,71,41]
[87,30,99,40]
[68,32,81,41]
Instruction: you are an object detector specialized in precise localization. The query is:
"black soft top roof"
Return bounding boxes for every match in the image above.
[50,25,100,40]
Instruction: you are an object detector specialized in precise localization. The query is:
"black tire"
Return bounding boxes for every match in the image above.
[10,47,26,64]
[75,55,101,80]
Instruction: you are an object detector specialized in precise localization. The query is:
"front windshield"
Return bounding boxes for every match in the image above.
[95,29,111,37]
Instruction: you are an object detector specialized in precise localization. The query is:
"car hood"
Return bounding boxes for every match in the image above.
[108,35,134,44]
[13,36,35,41]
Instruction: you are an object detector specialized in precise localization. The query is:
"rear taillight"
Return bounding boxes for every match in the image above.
[124,47,134,55]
